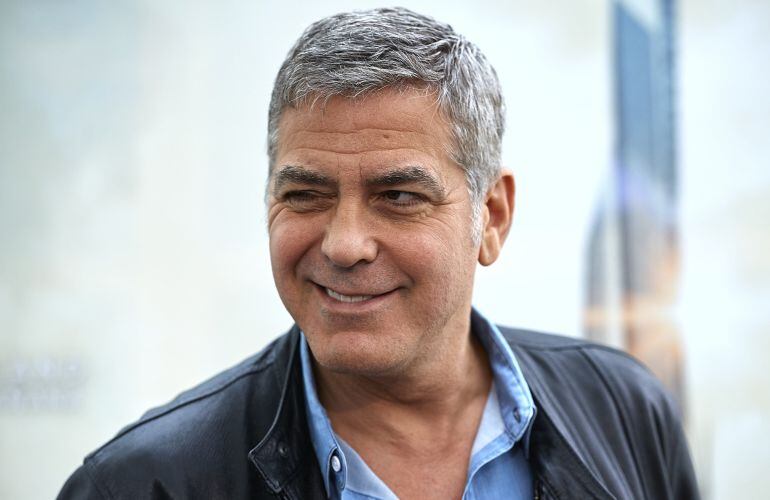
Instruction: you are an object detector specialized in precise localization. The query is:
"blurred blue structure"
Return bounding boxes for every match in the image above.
[586,0,682,402]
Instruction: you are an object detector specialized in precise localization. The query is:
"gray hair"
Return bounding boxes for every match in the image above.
[267,7,505,237]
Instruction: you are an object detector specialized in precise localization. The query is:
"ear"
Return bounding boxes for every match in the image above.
[478,170,515,266]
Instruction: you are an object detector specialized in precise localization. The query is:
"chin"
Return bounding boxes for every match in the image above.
[307,329,411,376]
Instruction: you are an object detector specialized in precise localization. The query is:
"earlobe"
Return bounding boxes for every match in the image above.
[478,171,515,266]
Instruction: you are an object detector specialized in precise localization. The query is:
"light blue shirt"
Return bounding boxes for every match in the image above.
[299,308,537,499]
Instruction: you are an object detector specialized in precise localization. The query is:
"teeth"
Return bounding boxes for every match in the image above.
[325,288,374,303]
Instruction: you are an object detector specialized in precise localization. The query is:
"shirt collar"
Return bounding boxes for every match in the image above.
[470,307,537,457]
[299,306,537,497]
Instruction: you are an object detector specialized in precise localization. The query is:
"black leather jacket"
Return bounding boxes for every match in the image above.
[59,315,699,499]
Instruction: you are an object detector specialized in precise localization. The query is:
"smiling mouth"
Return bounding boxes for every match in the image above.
[316,281,399,304]
[325,288,375,303]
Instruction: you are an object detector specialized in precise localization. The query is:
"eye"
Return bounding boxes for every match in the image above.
[280,190,333,211]
[284,190,317,202]
[381,190,424,206]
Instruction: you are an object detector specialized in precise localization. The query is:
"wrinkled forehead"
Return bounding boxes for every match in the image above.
[271,88,455,166]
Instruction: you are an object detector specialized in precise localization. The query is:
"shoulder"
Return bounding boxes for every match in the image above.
[113,332,288,440]
[96,332,290,458]
[499,326,684,462]
[59,330,297,499]
[498,327,699,498]
[499,325,674,412]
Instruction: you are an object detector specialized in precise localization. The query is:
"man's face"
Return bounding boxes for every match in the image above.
[267,89,481,376]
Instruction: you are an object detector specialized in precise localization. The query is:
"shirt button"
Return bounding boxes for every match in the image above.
[513,407,522,422]
[331,454,341,473]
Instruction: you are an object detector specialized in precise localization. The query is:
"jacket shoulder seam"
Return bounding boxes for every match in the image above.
[506,331,650,369]
[578,347,650,499]
[83,457,112,499]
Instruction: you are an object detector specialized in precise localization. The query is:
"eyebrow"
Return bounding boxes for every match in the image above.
[271,164,446,198]
[366,166,446,198]
[272,165,337,193]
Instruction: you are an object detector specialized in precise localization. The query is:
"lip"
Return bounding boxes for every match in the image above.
[325,288,374,303]
[312,282,399,312]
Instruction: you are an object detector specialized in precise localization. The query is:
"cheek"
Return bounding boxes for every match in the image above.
[394,227,477,294]
[269,217,319,284]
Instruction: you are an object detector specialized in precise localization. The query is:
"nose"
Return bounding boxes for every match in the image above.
[321,202,378,268]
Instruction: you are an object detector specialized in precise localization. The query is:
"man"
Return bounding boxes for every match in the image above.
[59,7,698,500]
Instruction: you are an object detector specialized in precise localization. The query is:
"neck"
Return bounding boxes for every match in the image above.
[313,320,492,451]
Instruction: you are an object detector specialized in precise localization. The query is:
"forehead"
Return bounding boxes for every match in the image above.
[274,89,454,169]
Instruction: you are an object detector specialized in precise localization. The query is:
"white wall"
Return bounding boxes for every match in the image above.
[679,2,770,497]
[0,1,767,498]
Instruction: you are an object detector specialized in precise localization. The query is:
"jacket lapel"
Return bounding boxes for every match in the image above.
[527,404,616,500]
[510,340,617,500]
[248,327,326,500]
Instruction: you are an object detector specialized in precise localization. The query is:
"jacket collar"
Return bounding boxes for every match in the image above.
[526,403,616,499]
[502,328,616,499]
[247,326,325,499]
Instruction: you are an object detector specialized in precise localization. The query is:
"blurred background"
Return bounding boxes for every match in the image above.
[1,0,768,498]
